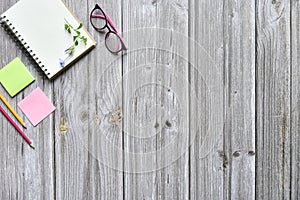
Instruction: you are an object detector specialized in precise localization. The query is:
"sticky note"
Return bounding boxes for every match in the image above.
[18,87,56,126]
[0,57,35,97]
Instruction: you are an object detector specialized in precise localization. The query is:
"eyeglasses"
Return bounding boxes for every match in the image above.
[90,4,128,54]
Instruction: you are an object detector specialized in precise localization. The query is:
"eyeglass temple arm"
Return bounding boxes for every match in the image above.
[91,14,106,19]
[92,14,120,34]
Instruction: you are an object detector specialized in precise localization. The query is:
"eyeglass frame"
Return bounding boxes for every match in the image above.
[90,4,128,54]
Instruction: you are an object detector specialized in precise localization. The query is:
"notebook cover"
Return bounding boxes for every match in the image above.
[0,0,96,79]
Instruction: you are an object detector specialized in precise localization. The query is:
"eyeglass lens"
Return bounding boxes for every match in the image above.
[105,32,122,53]
[90,8,106,30]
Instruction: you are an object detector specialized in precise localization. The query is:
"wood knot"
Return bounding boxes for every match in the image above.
[152,0,158,5]
[165,120,172,128]
[232,151,240,157]
[95,116,101,124]
[59,117,67,134]
[80,111,88,122]
[109,107,122,124]
[248,151,255,156]
[218,151,228,169]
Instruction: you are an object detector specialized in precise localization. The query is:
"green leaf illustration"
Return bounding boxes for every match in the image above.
[76,23,83,30]
[64,18,87,56]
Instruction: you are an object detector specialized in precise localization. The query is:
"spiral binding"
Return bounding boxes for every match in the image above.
[0,15,50,76]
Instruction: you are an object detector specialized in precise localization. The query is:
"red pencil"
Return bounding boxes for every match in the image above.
[0,105,34,149]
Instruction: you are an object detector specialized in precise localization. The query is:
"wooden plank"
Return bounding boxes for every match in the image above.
[86,0,124,199]
[256,0,291,199]
[19,60,55,200]
[0,1,22,197]
[0,0,55,199]
[222,0,256,199]
[52,1,90,199]
[53,0,123,199]
[153,1,190,199]
[189,0,225,199]
[123,0,189,199]
[291,0,300,199]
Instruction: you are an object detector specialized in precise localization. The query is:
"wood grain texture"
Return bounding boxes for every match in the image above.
[86,0,124,199]
[256,0,291,199]
[122,0,189,199]
[53,0,123,199]
[291,0,300,199]
[53,0,93,199]
[0,0,299,199]
[189,0,225,199]
[52,1,90,199]
[223,0,256,199]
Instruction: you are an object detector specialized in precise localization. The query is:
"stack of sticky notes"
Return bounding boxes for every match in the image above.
[0,57,56,127]
[0,57,35,97]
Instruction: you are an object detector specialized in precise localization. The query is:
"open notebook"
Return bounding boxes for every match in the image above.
[0,0,96,79]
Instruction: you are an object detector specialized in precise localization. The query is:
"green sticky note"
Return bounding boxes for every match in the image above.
[0,57,35,97]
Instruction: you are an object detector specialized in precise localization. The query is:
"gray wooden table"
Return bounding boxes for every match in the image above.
[0,0,299,199]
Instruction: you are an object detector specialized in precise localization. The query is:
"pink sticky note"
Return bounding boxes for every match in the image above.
[18,87,56,126]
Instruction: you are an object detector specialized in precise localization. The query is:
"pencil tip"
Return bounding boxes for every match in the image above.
[30,144,35,149]
[23,124,27,129]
